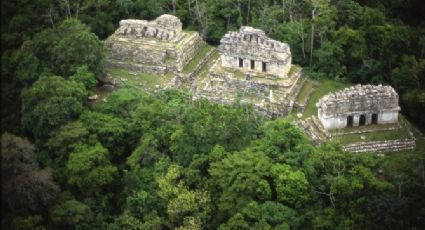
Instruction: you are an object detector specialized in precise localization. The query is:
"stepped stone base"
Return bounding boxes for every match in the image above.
[342,138,416,153]
[298,115,416,153]
[169,48,218,89]
[194,62,304,117]
[106,31,205,75]
[294,81,316,113]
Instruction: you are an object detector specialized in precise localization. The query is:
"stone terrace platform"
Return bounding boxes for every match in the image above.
[298,115,416,153]
[106,15,205,75]
[194,60,307,117]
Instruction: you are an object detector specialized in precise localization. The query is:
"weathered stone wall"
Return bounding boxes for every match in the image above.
[107,40,167,66]
[106,60,167,74]
[106,15,206,75]
[194,59,296,117]
[317,84,400,129]
[319,110,399,130]
[174,33,205,71]
[342,138,416,153]
[219,26,291,78]
[116,15,183,41]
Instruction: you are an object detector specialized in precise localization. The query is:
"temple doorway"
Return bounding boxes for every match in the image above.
[347,116,353,127]
[372,113,378,125]
[239,58,243,67]
[262,62,267,72]
[251,60,255,69]
[359,114,366,126]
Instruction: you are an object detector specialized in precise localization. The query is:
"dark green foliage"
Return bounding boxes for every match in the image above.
[66,143,118,195]
[53,19,106,77]
[80,111,128,158]
[1,0,425,229]
[21,75,87,140]
[50,194,93,228]
[70,66,98,90]
[1,133,59,229]
[96,87,145,117]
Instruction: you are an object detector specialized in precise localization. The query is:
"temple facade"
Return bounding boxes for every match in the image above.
[105,14,205,74]
[316,84,400,129]
[115,15,183,41]
[218,26,292,78]
[194,26,304,117]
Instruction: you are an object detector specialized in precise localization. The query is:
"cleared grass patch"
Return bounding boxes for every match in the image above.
[328,123,401,135]
[331,126,412,145]
[107,68,173,89]
[383,116,425,173]
[303,78,349,117]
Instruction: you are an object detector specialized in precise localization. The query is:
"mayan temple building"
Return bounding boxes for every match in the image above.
[316,84,400,130]
[218,26,292,77]
[194,26,307,117]
[105,14,205,75]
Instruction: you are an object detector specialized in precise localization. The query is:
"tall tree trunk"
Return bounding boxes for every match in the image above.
[299,21,306,61]
[310,7,316,67]
[238,2,243,26]
[172,0,176,14]
[246,0,251,25]
[75,2,80,19]
[48,6,56,28]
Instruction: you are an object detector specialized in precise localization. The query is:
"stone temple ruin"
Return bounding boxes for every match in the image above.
[219,26,292,77]
[297,84,416,153]
[194,26,306,117]
[106,14,205,75]
[103,14,419,153]
[316,84,400,130]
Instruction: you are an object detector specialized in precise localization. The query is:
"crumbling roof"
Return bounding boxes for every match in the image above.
[318,84,397,104]
[218,26,291,63]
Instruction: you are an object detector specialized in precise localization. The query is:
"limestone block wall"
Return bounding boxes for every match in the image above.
[218,26,291,78]
[106,60,167,74]
[221,55,291,77]
[107,41,167,65]
[317,85,401,130]
[318,114,347,129]
[174,33,205,71]
[379,111,399,124]
[117,15,183,41]
[318,110,399,130]
[342,138,416,153]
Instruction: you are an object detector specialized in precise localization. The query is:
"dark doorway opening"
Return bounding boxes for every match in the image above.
[239,58,243,68]
[372,113,378,125]
[359,114,366,126]
[262,62,267,72]
[347,116,353,127]
[251,60,255,70]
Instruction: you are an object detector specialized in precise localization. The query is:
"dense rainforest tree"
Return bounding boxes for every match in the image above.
[1,0,425,229]
[1,133,60,229]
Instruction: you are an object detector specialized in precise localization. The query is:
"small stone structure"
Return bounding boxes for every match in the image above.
[116,15,183,41]
[219,26,292,78]
[106,14,205,75]
[194,26,303,117]
[316,84,400,130]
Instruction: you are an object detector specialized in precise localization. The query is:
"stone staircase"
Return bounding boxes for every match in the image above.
[168,48,218,89]
[298,116,328,145]
[187,48,218,80]
[286,73,306,103]
[294,80,316,113]
[342,138,416,153]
